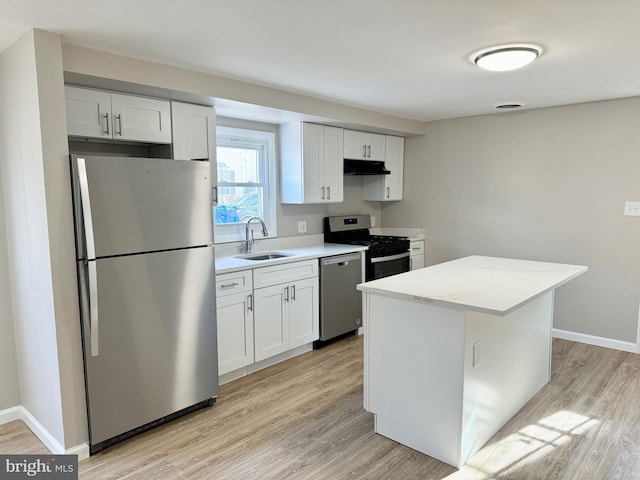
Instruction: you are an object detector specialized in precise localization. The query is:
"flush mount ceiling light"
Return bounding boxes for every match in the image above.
[472,44,542,72]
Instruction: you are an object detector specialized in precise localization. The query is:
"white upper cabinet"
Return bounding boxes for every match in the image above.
[363,135,405,201]
[65,86,112,139]
[171,102,218,204]
[65,86,172,144]
[343,130,385,161]
[111,93,171,144]
[281,122,344,204]
[171,102,215,161]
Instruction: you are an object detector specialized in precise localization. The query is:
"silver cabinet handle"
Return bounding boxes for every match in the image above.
[291,284,296,301]
[213,185,218,204]
[220,282,239,289]
[321,186,325,200]
[284,285,290,303]
[362,144,367,158]
[247,293,253,312]
[326,186,331,200]
[103,113,110,135]
[386,186,390,199]
[412,246,422,250]
[367,145,372,158]
[115,114,122,136]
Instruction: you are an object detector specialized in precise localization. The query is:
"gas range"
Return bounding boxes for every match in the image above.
[324,215,410,280]
[342,234,410,257]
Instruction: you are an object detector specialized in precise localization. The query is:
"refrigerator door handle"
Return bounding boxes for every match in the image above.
[77,157,97,260]
[88,260,99,356]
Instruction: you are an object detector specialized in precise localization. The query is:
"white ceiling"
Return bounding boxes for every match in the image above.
[2,0,640,123]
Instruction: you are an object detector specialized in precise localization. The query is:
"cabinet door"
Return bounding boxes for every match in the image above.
[254,284,289,362]
[343,130,367,159]
[301,123,325,203]
[410,254,425,270]
[172,102,215,160]
[383,135,404,200]
[289,277,319,348]
[172,102,219,205]
[364,133,386,161]
[323,126,344,203]
[363,135,404,201]
[344,130,385,161]
[217,292,254,375]
[65,86,112,139]
[111,93,172,144]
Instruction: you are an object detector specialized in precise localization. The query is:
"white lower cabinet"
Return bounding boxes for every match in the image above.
[410,240,425,270]
[253,260,319,363]
[216,259,320,375]
[288,277,319,348]
[253,284,289,361]
[216,270,254,375]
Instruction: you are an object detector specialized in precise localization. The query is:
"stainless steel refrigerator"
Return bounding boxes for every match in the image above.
[70,154,218,454]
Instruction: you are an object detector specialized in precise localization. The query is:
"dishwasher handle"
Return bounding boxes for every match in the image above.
[321,252,362,267]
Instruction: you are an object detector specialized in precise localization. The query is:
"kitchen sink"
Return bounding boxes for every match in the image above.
[235,252,293,261]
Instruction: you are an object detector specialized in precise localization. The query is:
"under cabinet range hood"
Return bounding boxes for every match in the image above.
[343,159,391,175]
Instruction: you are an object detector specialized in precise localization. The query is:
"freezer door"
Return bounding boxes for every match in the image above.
[79,246,218,446]
[72,155,214,258]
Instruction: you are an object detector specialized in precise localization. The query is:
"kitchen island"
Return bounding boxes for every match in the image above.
[357,255,587,468]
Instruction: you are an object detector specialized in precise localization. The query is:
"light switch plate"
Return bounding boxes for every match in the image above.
[624,201,640,216]
[297,220,307,233]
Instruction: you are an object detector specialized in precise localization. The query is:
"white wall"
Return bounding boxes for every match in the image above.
[0,29,86,450]
[382,98,640,345]
[0,155,20,410]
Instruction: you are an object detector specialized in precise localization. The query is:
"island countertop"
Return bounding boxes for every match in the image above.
[357,255,588,315]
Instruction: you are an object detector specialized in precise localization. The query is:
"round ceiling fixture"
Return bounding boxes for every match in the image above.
[472,44,542,72]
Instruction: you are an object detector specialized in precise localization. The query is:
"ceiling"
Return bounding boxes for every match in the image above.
[1,0,640,123]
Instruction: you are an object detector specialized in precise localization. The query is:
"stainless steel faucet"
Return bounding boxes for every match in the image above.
[244,217,269,253]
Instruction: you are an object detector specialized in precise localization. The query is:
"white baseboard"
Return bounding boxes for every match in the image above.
[0,406,21,425]
[0,406,89,460]
[552,328,639,353]
[20,407,66,455]
[65,442,90,460]
[219,343,314,385]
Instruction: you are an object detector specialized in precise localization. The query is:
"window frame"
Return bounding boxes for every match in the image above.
[214,125,277,244]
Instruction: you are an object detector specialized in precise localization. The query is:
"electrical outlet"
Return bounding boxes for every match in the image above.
[473,341,481,368]
[297,220,307,233]
[624,201,640,216]
[371,216,376,227]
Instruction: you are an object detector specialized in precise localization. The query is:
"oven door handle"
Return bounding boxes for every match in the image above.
[370,251,410,263]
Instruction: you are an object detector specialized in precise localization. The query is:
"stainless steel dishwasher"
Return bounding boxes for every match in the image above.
[315,252,363,347]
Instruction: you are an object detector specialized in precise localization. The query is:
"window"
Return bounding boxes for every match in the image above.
[214,126,276,243]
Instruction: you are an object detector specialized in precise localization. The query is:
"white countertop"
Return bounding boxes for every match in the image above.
[215,243,367,274]
[357,255,587,315]
[370,227,426,241]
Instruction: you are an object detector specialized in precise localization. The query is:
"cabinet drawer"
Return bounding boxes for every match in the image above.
[253,259,318,289]
[216,270,253,297]
[410,241,424,255]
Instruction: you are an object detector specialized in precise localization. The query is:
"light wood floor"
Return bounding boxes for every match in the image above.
[2,336,640,479]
